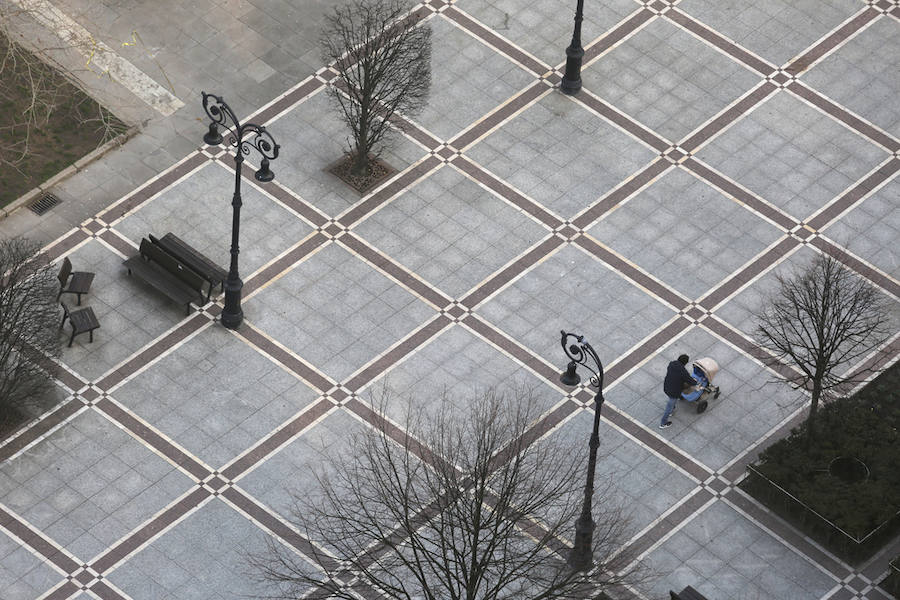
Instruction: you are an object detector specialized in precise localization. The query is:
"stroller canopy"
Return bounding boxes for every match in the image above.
[693,357,719,382]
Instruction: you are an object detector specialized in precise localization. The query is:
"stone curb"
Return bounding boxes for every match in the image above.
[1,125,139,220]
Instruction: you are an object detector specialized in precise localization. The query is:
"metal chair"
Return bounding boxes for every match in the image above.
[57,257,95,305]
[59,301,100,347]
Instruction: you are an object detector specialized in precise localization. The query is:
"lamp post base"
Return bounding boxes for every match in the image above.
[568,512,595,571]
[560,44,585,96]
[220,277,244,329]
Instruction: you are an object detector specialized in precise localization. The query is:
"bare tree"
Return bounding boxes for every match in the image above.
[0,237,61,425]
[252,387,636,600]
[321,0,431,177]
[754,253,891,441]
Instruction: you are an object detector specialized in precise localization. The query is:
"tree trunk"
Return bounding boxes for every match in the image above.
[806,380,821,447]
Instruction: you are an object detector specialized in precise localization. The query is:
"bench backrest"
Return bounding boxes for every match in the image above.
[139,239,205,292]
[57,257,72,286]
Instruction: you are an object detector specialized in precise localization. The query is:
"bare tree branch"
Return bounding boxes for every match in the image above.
[0,237,61,426]
[754,252,892,440]
[321,0,431,176]
[250,387,638,600]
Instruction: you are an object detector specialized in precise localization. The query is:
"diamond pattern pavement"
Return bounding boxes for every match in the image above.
[1,2,898,600]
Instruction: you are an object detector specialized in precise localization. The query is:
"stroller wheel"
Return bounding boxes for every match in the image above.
[697,400,708,414]
[713,388,720,400]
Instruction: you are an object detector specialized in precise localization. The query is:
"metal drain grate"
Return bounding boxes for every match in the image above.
[28,193,61,216]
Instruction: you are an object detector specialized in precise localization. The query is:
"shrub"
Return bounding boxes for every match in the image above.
[741,361,900,562]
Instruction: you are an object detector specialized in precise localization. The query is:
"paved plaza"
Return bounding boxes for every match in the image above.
[1,0,900,598]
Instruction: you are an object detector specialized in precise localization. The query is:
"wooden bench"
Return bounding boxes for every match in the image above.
[670,586,708,600]
[57,257,95,305]
[60,301,100,347]
[150,233,226,303]
[123,239,206,314]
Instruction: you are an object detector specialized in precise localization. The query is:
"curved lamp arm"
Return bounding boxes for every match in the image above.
[560,330,604,390]
[202,92,280,181]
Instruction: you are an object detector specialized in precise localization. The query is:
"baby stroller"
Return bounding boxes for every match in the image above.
[680,357,721,414]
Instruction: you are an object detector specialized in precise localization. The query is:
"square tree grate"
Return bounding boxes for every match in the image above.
[28,193,61,216]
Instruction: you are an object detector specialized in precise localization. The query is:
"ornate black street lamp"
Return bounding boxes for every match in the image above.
[558,330,604,571]
[201,92,279,329]
[560,0,585,95]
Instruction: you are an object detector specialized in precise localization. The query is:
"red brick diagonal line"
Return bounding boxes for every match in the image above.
[574,236,691,311]
[43,229,90,263]
[344,315,453,391]
[94,313,209,391]
[252,77,324,125]
[665,9,774,75]
[603,403,711,481]
[0,398,82,463]
[583,8,656,65]
[725,491,852,581]
[604,317,693,385]
[91,486,212,573]
[98,228,138,257]
[622,487,714,562]
[339,233,452,308]
[806,158,900,230]
[811,237,900,300]
[452,156,563,229]
[99,153,210,224]
[443,6,550,75]
[699,237,801,310]
[681,158,798,230]
[247,173,331,229]
[571,159,672,229]
[680,82,778,152]
[234,324,335,392]
[720,408,807,483]
[462,315,563,383]
[574,93,671,152]
[788,83,900,153]
[465,312,708,479]
[220,398,335,482]
[700,315,798,384]
[450,82,548,150]
[221,486,342,572]
[243,232,330,297]
[43,582,82,600]
[0,505,80,573]
[95,397,211,481]
[461,236,565,309]
[784,7,880,77]
[340,155,443,226]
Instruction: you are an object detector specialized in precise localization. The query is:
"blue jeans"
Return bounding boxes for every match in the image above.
[660,394,679,426]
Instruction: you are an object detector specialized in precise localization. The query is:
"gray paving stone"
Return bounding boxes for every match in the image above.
[456,0,638,67]
[679,0,860,66]
[696,92,888,219]
[467,92,658,218]
[585,19,760,142]
[477,244,675,365]
[802,17,900,138]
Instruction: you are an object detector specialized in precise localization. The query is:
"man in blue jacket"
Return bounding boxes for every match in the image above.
[660,354,697,429]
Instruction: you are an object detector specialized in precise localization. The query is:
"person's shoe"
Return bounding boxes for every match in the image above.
[659,421,672,429]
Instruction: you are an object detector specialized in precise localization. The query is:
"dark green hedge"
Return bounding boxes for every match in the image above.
[881,555,900,597]
[741,361,900,563]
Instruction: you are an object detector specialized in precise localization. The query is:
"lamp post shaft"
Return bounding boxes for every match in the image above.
[201,91,278,330]
[561,0,585,95]
[559,330,604,571]
[569,389,603,571]
[221,152,244,329]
